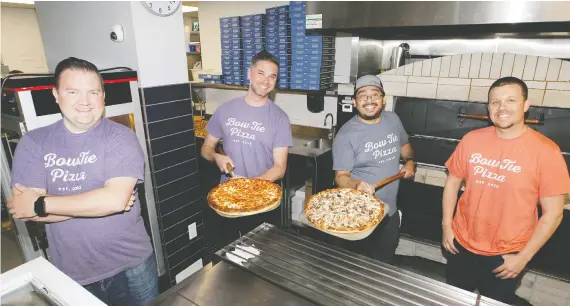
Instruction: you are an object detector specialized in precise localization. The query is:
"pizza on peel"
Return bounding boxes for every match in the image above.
[305,188,385,233]
[208,178,282,216]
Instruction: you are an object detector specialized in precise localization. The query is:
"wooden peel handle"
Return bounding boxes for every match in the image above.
[458,113,489,120]
[226,162,234,177]
[375,172,405,189]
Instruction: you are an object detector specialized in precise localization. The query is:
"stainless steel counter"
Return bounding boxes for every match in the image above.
[151,261,317,306]
[215,223,508,306]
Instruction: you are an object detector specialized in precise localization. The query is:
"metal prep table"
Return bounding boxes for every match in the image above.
[152,223,508,306]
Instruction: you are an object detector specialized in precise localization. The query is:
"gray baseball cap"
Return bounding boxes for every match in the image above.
[355,75,385,94]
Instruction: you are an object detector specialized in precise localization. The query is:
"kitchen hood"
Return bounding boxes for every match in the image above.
[306,1,570,39]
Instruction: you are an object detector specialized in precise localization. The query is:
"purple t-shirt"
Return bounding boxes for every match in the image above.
[207,97,293,182]
[11,118,153,285]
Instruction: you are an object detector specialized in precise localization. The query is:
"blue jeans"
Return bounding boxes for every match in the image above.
[83,253,159,306]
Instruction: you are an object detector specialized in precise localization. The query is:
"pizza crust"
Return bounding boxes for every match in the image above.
[211,198,281,218]
[304,188,386,234]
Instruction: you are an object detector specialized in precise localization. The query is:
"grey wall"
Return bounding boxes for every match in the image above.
[34,1,138,71]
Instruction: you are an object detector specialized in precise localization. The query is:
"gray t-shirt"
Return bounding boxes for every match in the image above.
[207,97,293,182]
[333,112,409,216]
[11,118,153,285]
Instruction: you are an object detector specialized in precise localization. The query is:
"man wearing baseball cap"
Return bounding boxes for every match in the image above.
[332,74,416,263]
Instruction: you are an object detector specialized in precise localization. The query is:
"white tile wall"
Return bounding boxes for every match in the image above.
[382,69,395,75]
[413,61,423,76]
[408,76,438,84]
[440,56,451,78]
[438,77,471,86]
[534,57,550,81]
[396,66,406,76]
[404,63,414,76]
[546,59,562,81]
[512,54,527,79]
[543,90,570,108]
[479,53,493,79]
[469,86,489,103]
[449,54,461,77]
[471,78,496,87]
[468,53,482,79]
[436,85,470,101]
[528,89,545,106]
[431,57,442,77]
[384,95,394,111]
[489,53,504,79]
[459,54,471,78]
[382,81,408,96]
[357,54,569,122]
[500,53,515,77]
[379,75,408,83]
[406,83,437,99]
[422,59,432,76]
[546,82,570,91]
[523,55,538,80]
[526,81,547,90]
[559,60,570,82]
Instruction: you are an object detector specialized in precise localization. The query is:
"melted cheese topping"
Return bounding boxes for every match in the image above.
[306,189,383,231]
[209,178,281,212]
[194,119,208,138]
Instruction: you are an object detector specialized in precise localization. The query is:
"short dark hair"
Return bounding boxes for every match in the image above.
[54,57,104,90]
[250,50,279,69]
[488,76,528,101]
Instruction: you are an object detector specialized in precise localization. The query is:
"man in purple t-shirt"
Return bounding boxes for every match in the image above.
[7,57,157,305]
[201,50,293,183]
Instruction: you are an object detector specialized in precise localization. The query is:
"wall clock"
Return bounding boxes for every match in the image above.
[141,1,181,17]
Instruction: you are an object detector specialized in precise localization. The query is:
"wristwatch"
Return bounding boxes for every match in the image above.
[403,157,417,167]
[34,196,48,217]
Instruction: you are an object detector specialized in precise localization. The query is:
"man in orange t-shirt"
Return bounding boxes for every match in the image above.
[442,76,570,304]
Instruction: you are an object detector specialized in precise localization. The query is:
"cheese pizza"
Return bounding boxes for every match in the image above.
[208,178,282,216]
[194,119,208,138]
[305,188,385,233]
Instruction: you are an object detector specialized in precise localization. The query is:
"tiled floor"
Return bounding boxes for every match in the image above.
[393,255,534,306]
[1,228,25,273]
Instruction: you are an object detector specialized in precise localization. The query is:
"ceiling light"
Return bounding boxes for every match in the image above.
[182,6,198,13]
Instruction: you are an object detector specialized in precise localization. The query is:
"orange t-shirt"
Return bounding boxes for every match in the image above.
[445,126,570,256]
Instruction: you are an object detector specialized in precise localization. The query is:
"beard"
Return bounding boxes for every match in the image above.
[492,111,517,129]
[250,82,270,98]
[356,104,382,121]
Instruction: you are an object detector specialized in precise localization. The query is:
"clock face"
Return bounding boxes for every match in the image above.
[141,1,181,17]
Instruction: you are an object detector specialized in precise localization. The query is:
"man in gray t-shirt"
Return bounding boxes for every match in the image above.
[202,50,293,183]
[333,74,416,264]
[8,57,157,305]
